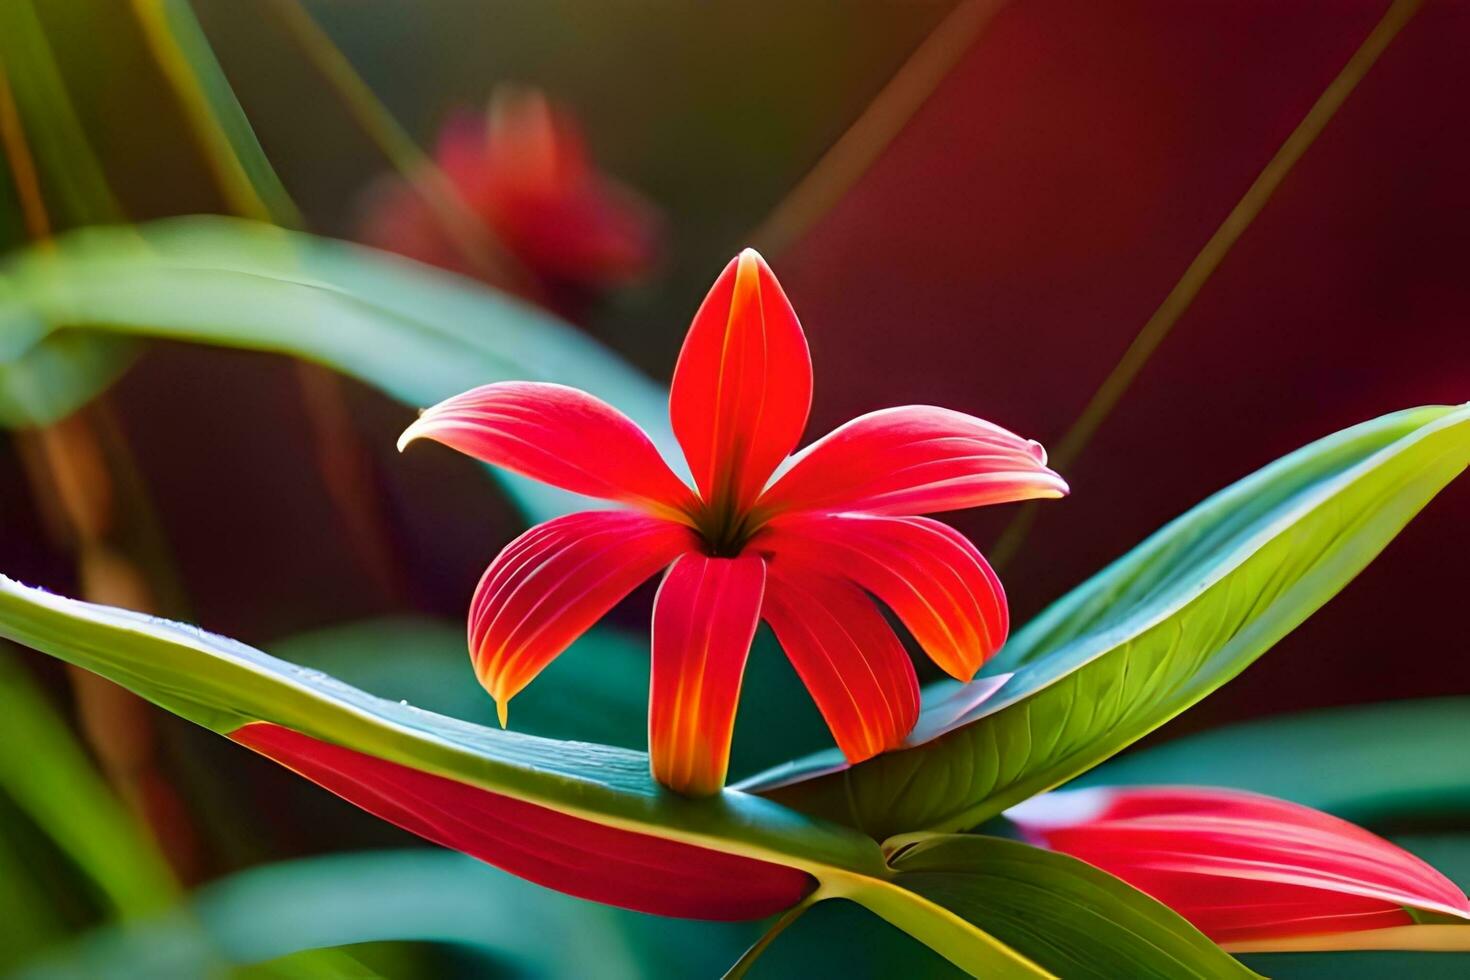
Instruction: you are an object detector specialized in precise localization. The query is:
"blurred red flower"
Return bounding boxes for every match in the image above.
[360,87,660,305]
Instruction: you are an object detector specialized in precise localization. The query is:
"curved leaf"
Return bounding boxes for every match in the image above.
[0,576,898,910]
[0,579,1053,972]
[0,217,676,520]
[0,0,136,422]
[883,834,1258,979]
[16,850,688,980]
[233,722,814,920]
[1081,697,1470,824]
[753,405,1470,838]
[0,331,139,426]
[0,651,177,916]
[818,875,1051,979]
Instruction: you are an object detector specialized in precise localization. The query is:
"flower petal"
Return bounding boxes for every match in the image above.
[233,723,813,919]
[755,513,1006,681]
[1009,786,1470,944]
[471,511,696,721]
[649,553,766,796]
[757,406,1067,518]
[477,91,661,289]
[761,559,919,763]
[399,381,696,518]
[670,249,812,515]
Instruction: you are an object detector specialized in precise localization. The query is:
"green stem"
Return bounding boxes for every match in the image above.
[130,0,302,225]
[263,0,526,288]
[722,894,822,980]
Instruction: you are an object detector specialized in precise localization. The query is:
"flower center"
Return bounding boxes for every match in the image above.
[694,499,758,558]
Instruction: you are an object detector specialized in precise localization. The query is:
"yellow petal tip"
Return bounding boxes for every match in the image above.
[496,698,508,728]
[395,416,425,453]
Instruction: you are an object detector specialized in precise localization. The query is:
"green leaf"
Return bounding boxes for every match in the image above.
[130,0,302,226]
[0,650,177,916]
[1082,697,1470,824]
[0,0,137,421]
[0,330,139,426]
[0,217,675,520]
[0,0,124,228]
[817,875,1052,979]
[754,405,1470,839]
[0,814,66,971]
[0,581,1057,976]
[0,575,883,880]
[738,899,966,980]
[15,850,667,980]
[883,835,1258,979]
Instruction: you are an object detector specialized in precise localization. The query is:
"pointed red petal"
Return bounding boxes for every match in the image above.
[761,559,919,763]
[232,723,813,920]
[649,553,766,796]
[670,250,812,515]
[400,381,696,518]
[755,513,1006,681]
[758,406,1067,518]
[1009,786,1470,944]
[471,511,695,719]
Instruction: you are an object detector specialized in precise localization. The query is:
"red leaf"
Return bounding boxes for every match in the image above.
[1010,786,1470,943]
[233,723,814,920]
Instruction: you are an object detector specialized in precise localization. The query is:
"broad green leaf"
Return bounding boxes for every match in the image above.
[0,331,138,425]
[883,835,1258,979]
[0,580,1052,976]
[1083,697,1470,824]
[0,650,177,916]
[0,575,882,880]
[16,850,666,980]
[0,217,675,520]
[754,405,1470,838]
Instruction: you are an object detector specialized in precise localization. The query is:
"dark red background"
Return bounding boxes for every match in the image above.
[780,0,1470,735]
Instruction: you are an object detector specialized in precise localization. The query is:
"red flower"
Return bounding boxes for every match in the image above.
[360,87,659,298]
[1009,786,1470,945]
[400,250,1067,795]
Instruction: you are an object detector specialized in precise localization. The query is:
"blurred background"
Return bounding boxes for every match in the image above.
[0,0,1466,976]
